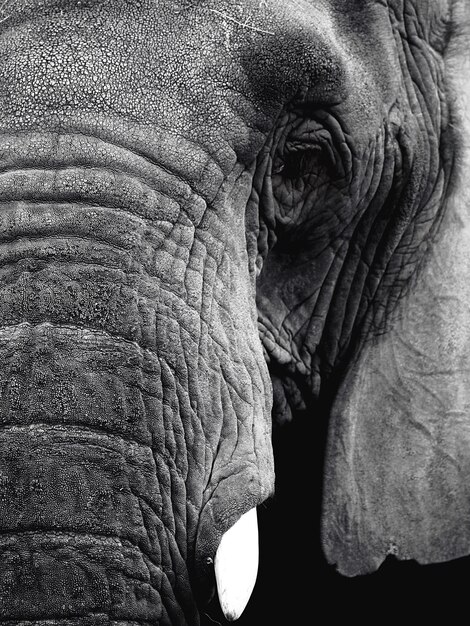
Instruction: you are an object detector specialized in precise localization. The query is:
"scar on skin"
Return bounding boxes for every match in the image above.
[208,8,275,36]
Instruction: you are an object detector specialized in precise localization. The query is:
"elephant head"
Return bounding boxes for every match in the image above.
[0,0,468,623]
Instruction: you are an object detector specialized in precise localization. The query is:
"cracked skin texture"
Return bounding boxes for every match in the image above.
[0,0,468,623]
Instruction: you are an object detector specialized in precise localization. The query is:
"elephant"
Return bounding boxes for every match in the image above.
[0,0,468,623]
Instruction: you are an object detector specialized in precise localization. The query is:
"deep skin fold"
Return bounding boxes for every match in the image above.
[0,0,465,623]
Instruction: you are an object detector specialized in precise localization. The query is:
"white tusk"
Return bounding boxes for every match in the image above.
[214,508,259,622]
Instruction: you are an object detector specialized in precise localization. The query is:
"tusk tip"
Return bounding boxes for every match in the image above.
[221,608,243,622]
[214,508,259,622]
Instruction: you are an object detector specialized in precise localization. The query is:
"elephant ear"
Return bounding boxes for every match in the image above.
[322,34,470,574]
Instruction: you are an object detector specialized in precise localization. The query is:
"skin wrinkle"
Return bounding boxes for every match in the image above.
[0,128,210,208]
[338,141,386,337]
[366,161,445,336]
[0,204,159,250]
[0,161,187,200]
[0,461,173,577]
[340,146,399,332]
[0,243,227,351]
[0,526,173,586]
[0,181,179,226]
[363,125,434,337]
[0,119,229,207]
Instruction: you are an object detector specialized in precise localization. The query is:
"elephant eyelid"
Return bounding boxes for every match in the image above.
[274,134,338,180]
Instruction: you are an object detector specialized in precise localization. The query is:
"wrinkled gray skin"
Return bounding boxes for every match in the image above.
[0,0,469,623]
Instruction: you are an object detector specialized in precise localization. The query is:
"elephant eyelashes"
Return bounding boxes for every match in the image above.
[276,144,328,180]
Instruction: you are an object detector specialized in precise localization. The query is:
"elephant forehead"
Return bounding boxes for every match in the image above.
[0,1,362,153]
[0,1,452,156]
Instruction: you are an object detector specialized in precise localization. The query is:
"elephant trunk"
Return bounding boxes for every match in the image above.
[0,130,274,624]
[0,132,207,624]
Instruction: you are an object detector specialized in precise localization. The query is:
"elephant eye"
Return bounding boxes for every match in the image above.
[275,144,325,179]
[273,138,337,184]
[272,112,341,185]
[269,113,350,232]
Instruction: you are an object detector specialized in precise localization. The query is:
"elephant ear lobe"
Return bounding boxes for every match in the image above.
[322,118,470,574]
